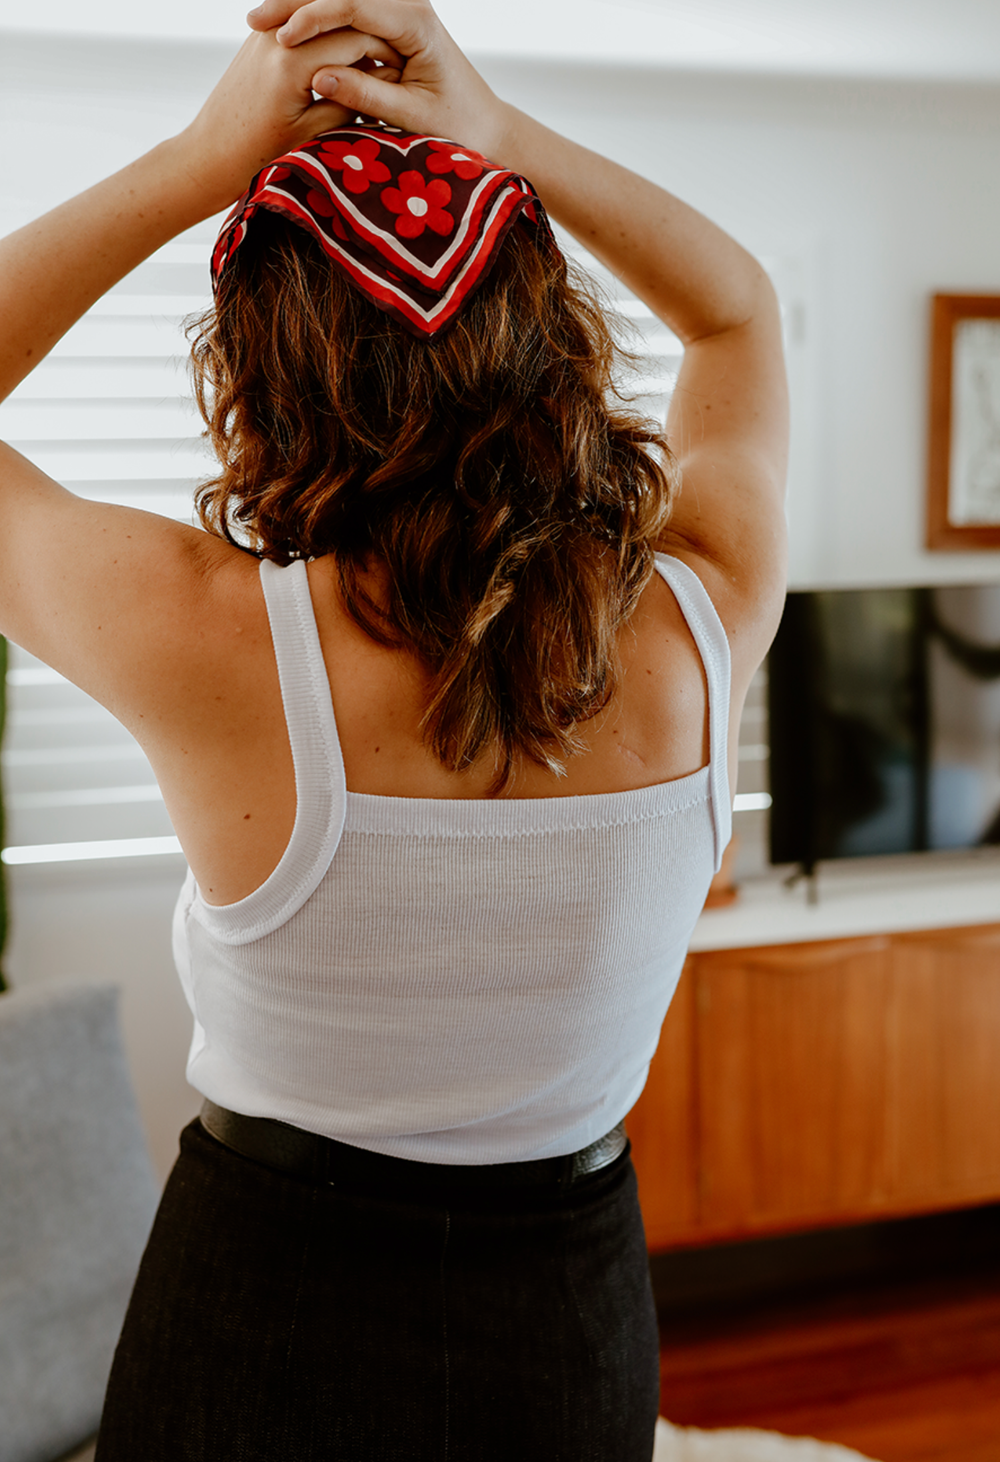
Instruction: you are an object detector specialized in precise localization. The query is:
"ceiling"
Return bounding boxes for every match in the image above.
[3,0,1000,81]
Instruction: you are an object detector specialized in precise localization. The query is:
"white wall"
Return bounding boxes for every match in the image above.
[3,30,1000,1177]
[481,57,1000,588]
[7,0,1000,80]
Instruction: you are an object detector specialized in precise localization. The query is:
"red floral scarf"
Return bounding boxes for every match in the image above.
[211,126,557,338]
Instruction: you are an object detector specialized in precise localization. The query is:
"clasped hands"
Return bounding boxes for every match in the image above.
[247,0,511,154]
[177,0,510,213]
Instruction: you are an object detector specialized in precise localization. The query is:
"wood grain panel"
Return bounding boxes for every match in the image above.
[887,924,1000,1208]
[629,961,699,1248]
[696,937,892,1236]
[636,922,1000,1250]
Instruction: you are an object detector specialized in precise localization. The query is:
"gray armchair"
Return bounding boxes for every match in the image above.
[0,983,160,1462]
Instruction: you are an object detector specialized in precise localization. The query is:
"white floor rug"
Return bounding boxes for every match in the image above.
[654,1419,879,1462]
[66,1423,877,1461]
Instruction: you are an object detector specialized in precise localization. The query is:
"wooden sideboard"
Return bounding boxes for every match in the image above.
[629,921,1000,1250]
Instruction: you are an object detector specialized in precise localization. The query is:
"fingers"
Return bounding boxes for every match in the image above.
[326,32,409,69]
[248,0,406,68]
[350,62,404,126]
[311,62,424,131]
[252,0,430,59]
[351,58,404,84]
[291,28,406,87]
[248,0,507,163]
[178,25,412,208]
[246,0,298,31]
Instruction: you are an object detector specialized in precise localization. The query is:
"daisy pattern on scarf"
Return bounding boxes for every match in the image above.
[319,138,391,195]
[426,140,489,180]
[381,172,454,239]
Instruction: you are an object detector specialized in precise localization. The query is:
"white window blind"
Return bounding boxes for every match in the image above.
[0,223,790,867]
[0,220,225,865]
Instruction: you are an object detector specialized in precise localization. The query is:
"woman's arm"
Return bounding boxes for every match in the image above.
[0,27,401,407]
[250,0,789,669]
[457,109,789,655]
[0,25,401,702]
[0,144,219,412]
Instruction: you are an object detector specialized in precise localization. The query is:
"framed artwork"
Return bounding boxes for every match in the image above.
[927,293,1000,550]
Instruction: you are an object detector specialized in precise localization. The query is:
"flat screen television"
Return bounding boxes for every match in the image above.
[767,583,1000,872]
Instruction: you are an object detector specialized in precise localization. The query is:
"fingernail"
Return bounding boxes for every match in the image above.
[316,74,339,96]
[247,5,263,15]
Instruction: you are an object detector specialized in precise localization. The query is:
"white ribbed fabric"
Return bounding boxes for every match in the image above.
[172,553,731,1163]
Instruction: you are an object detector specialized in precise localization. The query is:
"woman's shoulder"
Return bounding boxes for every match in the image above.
[91,531,276,754]
[651,525,787,701]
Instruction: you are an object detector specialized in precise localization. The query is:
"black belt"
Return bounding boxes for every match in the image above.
[199,1100,628,1191]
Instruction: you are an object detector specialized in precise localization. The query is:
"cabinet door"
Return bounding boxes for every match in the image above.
[696,937,892,1237]
[886,923,1000,1207]
[628,960,700,1248]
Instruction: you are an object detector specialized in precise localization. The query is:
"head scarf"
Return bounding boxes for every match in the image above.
[211,125,558,339]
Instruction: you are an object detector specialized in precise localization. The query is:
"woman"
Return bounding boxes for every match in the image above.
[0,1,787,1457]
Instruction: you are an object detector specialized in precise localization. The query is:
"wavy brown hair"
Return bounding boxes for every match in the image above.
[189,211,678,791]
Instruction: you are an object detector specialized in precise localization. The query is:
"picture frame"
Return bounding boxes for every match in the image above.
[927,293,1000,550]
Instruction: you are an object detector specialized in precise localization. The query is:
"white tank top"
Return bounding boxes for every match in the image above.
[172,553,731,1164]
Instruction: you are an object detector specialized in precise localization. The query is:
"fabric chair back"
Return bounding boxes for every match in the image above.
[0,982,159,1462]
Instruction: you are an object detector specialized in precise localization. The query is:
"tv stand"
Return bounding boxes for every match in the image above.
[630,851,1000,1250]
[783,862,819,905]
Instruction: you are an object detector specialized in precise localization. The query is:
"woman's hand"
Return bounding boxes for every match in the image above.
[0,20,405,407]
[175,25,405,213]
[245,0,514,163]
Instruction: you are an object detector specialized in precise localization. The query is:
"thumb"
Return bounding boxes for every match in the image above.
[313,66,426,132]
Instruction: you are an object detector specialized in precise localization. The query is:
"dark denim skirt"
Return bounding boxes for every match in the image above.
[96,1117,659,1461]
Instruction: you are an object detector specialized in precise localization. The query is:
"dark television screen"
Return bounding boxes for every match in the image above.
[768,584,1000,869]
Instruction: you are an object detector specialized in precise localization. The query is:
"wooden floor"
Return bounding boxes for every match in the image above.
[658,1264,1000,1461]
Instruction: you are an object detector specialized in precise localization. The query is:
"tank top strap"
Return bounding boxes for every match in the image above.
[652,553,732,870]
[190,559,347,945]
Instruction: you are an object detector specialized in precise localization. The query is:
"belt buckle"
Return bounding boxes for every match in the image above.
[570,1122,627,1182]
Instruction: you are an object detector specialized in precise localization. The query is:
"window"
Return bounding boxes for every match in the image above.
[0,221,224,865]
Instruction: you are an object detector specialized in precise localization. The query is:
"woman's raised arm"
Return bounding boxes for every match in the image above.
[0,24,400,699]
[0,27,401,407]
[250,0,789,672]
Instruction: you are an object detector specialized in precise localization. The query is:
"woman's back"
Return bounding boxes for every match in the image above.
[140,538,725,908]
[172,550,729,1163]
